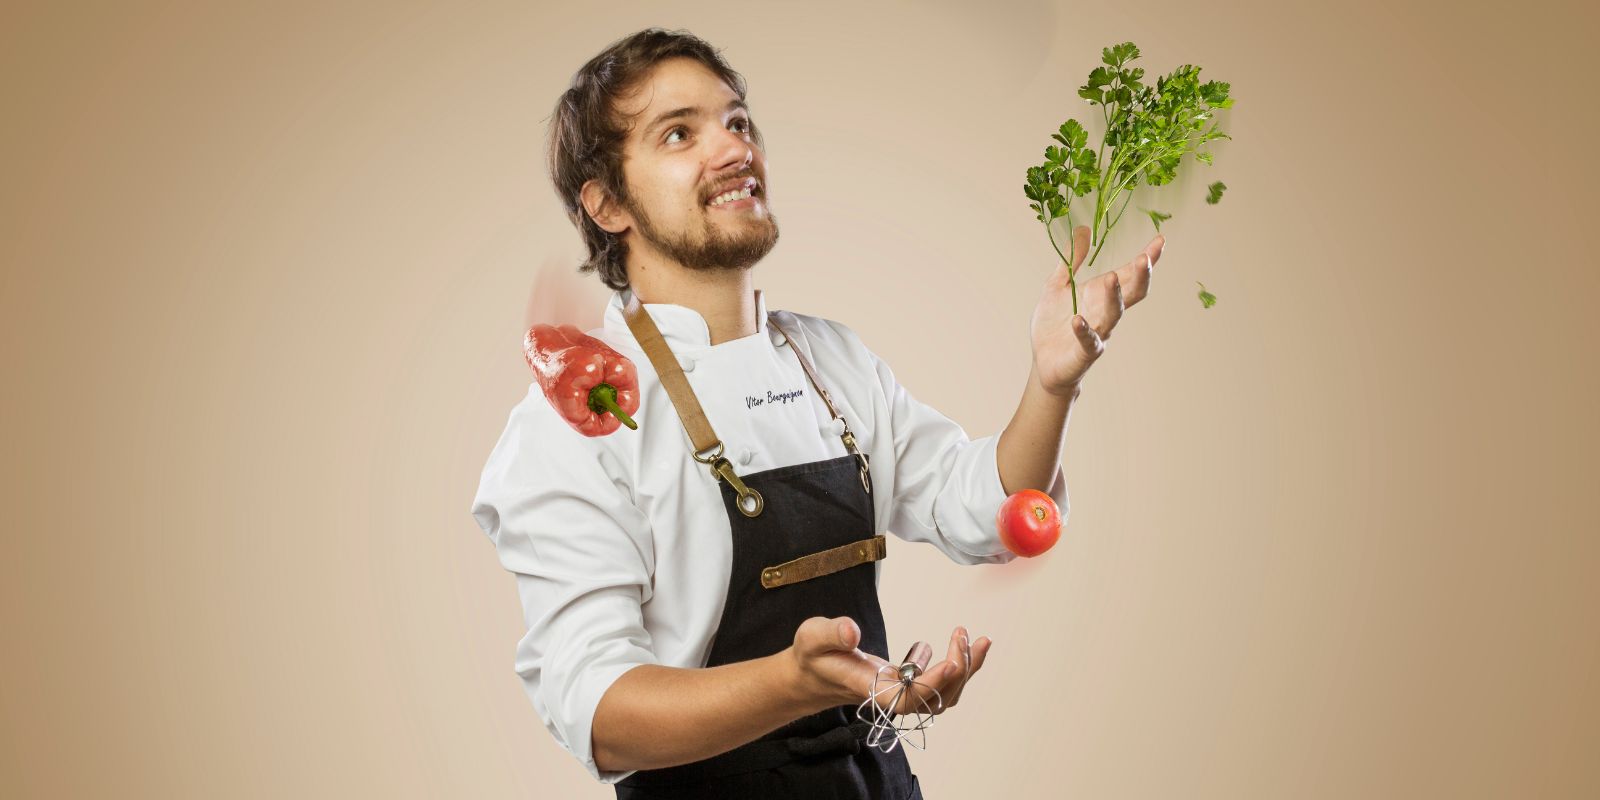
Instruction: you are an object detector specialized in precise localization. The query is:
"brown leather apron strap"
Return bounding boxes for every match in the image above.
[761,534,886,590]
[622,293,766,517]
[622,292,719,453]
[769,317,873,495]
[768,319,842,420]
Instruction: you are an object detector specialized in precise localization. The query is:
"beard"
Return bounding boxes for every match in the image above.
[621,189,780,273]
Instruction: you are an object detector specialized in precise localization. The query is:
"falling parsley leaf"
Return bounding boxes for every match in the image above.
[1026,41,1236,314]
[1205,181,1227,204]
[1140,207,1172,232]
[1196,281,1217,308]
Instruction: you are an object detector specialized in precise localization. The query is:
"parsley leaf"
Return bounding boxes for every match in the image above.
[1140,207,1172,232]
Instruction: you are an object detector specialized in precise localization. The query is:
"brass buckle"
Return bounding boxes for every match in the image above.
[694,441,763,517]
[712,457,764,517]
[691,442,724,464]
[839,425,872,495]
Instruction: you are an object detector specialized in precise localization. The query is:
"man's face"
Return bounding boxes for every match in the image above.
[609,57,779,275]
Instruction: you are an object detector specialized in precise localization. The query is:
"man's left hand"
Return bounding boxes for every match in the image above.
[1029,225,1166,395]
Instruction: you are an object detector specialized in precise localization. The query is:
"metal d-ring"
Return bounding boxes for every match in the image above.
[838,421,873,495]
[735,486,764,517]
[709,456,763,517]
[691,441,725,464]
[693,440,763,517]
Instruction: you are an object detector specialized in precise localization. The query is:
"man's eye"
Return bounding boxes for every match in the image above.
[665,118,752,145]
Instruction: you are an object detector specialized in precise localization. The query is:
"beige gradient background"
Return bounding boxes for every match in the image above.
[3,1,1596,797]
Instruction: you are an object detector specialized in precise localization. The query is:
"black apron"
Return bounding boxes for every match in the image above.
[615,299,923,800]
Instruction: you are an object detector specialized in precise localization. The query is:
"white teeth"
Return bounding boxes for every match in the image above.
[709,186,754,206]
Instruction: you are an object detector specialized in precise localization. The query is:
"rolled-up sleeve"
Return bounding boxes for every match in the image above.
[862,341,1071,566]
[470,386,657,784]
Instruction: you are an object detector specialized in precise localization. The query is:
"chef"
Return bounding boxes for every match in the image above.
[470,28,1165,800]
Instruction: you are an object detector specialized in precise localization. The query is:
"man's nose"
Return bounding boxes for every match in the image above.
[708,123,755,173]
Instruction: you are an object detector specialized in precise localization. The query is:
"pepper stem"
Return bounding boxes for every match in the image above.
[588,383,638,430]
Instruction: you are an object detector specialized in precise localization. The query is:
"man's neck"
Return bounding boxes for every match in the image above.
[628,266,757,346]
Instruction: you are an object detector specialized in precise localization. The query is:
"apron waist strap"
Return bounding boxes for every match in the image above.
[615,720,874,788]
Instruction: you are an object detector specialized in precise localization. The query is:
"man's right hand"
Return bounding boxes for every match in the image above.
[785,616,992,716]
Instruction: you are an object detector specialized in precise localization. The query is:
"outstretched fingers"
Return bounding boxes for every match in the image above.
[1094,274,1125,341]
[865,630,995,717]
[929,627,994,711]
[1069,226,1092,278]
[940,627,973,708]
[1112,235,1164,307]
[1074,313,1105,360]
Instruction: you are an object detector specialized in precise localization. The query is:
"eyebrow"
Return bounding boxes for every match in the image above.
[642,98,749,141]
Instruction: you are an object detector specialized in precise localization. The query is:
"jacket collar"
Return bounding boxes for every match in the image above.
[604,287,769,351]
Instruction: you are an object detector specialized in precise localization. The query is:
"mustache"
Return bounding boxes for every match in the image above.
[702,172,761,203]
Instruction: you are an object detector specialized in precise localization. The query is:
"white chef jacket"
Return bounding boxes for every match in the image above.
[469,286,1070,784]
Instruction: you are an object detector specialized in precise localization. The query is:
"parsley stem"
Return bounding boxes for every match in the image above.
[1044,210,1080,315]
[1095,104,1109,202]
[1107,191,1134,234]
[1103,130,1210,211]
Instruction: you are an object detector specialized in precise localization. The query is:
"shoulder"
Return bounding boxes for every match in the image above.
[770,309,875,364]
[771,308,893,388]
[583,325,645,361]
[479,380,635,498]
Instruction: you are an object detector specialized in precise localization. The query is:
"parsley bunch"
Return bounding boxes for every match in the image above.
[1024,42,1234,311]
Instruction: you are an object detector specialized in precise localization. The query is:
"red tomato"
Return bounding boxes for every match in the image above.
[996,489,1062,558]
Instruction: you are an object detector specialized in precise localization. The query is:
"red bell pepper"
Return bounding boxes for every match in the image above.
[523,324,640,436]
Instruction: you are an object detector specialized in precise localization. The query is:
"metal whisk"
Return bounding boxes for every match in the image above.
[854,641,942,753]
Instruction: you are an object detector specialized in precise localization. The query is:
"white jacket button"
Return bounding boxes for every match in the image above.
[678,355,695,372]
[738,449,754,465]
[770,330,786,347]
[820,418,845,437]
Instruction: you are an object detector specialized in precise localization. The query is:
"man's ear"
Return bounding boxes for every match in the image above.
[581,179,631,235]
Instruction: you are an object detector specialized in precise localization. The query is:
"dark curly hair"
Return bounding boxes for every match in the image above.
[546,28,763,291]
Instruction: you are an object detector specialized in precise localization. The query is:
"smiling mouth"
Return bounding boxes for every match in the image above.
[707,194,760,211]
[706,184,762,209]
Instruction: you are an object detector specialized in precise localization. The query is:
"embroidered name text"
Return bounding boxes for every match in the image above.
[745,388,805,409]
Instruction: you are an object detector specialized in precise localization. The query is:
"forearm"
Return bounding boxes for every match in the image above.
[996,362,1080,495]
[591,650,830,773]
